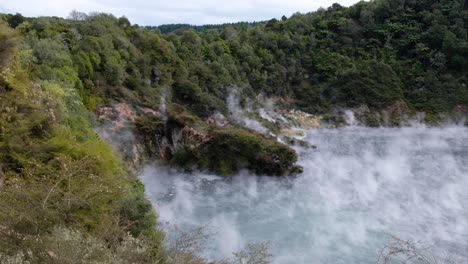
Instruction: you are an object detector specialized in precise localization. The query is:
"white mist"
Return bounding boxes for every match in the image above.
[141,126,468,263]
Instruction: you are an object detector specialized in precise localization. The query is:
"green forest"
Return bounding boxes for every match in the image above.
[0,0,467,262]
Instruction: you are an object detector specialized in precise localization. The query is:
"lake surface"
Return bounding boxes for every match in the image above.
[141,126,468,263]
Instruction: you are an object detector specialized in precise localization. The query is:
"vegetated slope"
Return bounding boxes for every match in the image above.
[0,21,165,263]
[0,0,466,261]
[0,0,465,178]
[152,21,264,34]
[0,0,468,262]
[154,0,466,119]
[1,0,465,173]
[4,0,467,122]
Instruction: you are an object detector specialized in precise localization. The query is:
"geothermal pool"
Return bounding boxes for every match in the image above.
[141,126,468,263]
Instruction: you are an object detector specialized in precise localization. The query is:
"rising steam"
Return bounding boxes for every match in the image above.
[141,126,468,263]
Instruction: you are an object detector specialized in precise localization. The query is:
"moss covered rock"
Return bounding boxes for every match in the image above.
[172,128,302,176]
[136,105,302,176]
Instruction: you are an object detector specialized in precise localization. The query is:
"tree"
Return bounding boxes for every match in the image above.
[68,10,87,21]
[7,13,24,28]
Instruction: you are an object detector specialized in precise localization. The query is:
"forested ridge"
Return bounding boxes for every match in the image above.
[3,0,467,119]
[0,0,467,262]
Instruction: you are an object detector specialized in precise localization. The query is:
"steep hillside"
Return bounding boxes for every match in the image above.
[0,20,165,263]
[0,0,467,260]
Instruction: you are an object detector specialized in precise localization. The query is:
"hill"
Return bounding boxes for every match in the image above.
[0,0,467,262]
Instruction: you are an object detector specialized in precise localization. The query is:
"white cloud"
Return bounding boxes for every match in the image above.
[0,0,361,26]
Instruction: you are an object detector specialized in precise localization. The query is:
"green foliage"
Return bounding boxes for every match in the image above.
[0,1,465,179]
[172,128,301,176]
[1,1,466,260]
[0,28,164,262]
[6,13,25,28]
[115,180,161,238]
[5,0,466,118]
[330,60,404,108]
[154,21,263,34]
[172,79,227,117]
[0,20,17,68]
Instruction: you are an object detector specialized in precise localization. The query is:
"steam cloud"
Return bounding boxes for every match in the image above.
[226,88,269,134]
[141,126,468,263]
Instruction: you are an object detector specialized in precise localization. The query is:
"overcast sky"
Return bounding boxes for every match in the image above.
[0,0,362,26]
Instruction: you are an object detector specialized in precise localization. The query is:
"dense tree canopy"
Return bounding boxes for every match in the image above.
[2,0,465,119]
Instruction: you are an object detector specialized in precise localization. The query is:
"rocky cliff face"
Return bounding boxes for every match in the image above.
[97,103,150,171]
[95,95,468,177]
[136,104,303,176]
[97,101,303,176]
